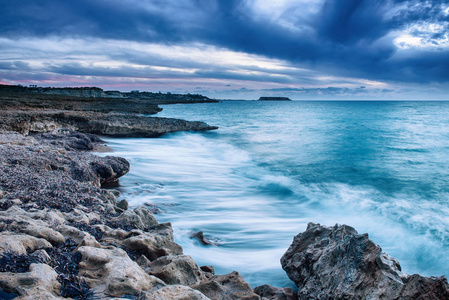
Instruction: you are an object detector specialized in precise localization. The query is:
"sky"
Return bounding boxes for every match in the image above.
[0,0,448,100]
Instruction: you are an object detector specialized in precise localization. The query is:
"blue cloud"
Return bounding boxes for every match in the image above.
[0,0,448,93]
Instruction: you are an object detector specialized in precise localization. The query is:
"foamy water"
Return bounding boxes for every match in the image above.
[103,101,449,287]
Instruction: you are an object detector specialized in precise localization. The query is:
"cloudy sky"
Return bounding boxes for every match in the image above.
[0,0,448,100]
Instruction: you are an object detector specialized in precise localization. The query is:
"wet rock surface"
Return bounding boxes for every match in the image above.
[0,129,261,299]
[0,92,163,115]
[0,110,218,137]
[190,230,222,246]
[253,284,297,300]
[281,222,449,299]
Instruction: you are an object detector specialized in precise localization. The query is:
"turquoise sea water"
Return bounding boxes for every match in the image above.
[105,101,449,288]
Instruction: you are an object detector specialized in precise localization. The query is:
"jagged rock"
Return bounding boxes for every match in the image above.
[97,225,129,241]
[192,271,260,300]
[0,263,61,298]
[116,199,129,210]
[122,231,183,261]
[190,231,221,246]
[0,132,129,212]
[136,255,152,270]
[21,225,65,245]
[33,129,102,151]
[134,205,159,227]
[142,285,210,300]
[148,255,206,286]
[0,232,52,254]
[281,223,449,299]
[109,210,145,230]
[88,155,130,187]
[253,284,297,300]
[0,110,218,137]
[150,222,176,241]
[0,206,65,244]
[29,250,52,266]
[56,225,87,244]
[75,234,102,249]
[76,246,165,297]
[200,265,215,275]
[99,189,118,205]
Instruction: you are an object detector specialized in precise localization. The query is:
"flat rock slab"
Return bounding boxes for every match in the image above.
[0,110,218,137]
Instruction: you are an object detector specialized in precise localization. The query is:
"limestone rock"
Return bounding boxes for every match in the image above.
[109,210,144,230]
[21,225,65,245]
[56,225,87,244]
[149,255,206,286]
[0,263,61,298]
[0,132,129,212]
[200,265,215,275]
[150,222,176,241]
[134,205,158,227]
[143,285,210,300]
[281,223,449,299]
[0,110,218,138]
[192,271,260,300]
[0,232,52,255]
[116,199,129,210]
[76,246,165,297]
[253,284,297,300]
[0,206,65,245]
[122,231,183,261]
[190,231,220,246]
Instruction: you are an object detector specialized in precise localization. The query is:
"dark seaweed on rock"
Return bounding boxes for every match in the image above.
[47,240,94,299]
[0,251,47,273]
[0,132,129,213]
[70,221,104,241]
[58,274,93,299]
[0,199,13,211]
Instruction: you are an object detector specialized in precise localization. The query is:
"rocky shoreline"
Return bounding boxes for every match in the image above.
[1,94,448,299]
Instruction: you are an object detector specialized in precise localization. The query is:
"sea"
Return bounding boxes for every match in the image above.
[103,100,449,288]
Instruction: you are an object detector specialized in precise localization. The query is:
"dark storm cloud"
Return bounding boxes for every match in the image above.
[0,0,448,85]
[0,61,30,70]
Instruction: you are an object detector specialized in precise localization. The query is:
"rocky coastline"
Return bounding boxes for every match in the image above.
[0,84,219,104]
[1,93,448,299]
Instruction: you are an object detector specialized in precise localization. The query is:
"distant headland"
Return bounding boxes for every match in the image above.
[258,96,291,101]
[0,84,218,104]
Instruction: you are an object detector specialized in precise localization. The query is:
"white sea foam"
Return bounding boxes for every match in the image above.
[101,101,449,287]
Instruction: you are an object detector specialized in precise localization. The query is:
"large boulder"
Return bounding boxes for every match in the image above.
[0,232,52,255]
[148,255,206,286]
[142,285,210,300]
[76,246,165,297]
[121,224,183,261]
[0,110,218,137]
[0,263,61,298]
[253,284,297,300]
[192,271,260,300]
[281,223,449,299]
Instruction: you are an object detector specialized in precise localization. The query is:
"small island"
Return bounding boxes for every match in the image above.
[258,97,291,101]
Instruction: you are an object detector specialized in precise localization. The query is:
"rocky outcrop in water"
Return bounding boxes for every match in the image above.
[0,110,218,137]
[258,97,291,101]
[281,223,449,299]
